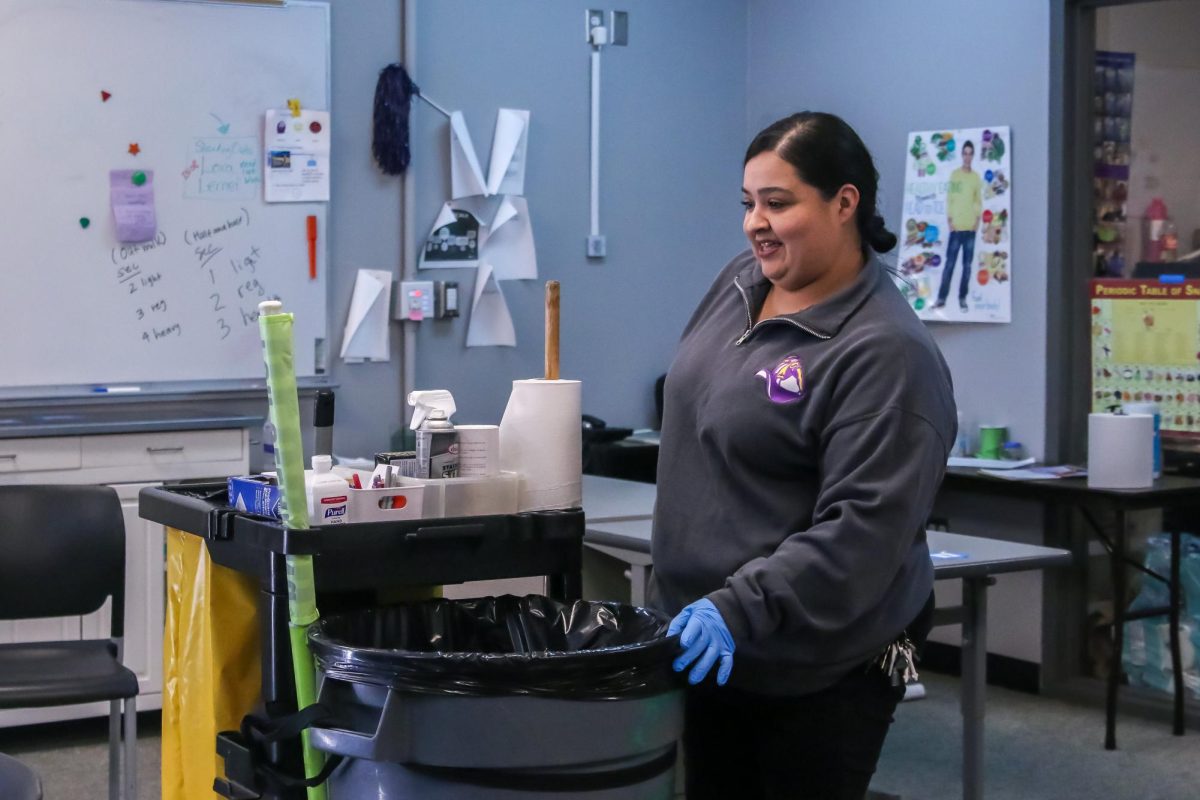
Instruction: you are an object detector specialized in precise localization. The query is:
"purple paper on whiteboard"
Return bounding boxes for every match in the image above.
[109,169,157,243]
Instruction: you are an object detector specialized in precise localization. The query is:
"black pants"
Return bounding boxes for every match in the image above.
[683,593,936,800]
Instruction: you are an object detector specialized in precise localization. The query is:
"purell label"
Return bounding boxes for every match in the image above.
[318,495,349,524]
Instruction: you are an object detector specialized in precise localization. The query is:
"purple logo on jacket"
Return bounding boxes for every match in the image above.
[755,355,805,404]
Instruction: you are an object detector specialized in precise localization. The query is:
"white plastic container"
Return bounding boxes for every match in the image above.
[308,455,351,525]
[397,472,520,518]
[331,466,425,524]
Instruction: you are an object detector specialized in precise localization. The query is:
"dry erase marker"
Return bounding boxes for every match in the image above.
[307,215,318,280]
[92,386,141,393]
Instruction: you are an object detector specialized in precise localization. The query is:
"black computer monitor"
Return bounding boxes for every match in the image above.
[1131,259,1200,279]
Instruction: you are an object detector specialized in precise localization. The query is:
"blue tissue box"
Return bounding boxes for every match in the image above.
[227,475,282,518]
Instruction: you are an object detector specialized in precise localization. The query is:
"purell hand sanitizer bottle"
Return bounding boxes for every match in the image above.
[307,454,350,525]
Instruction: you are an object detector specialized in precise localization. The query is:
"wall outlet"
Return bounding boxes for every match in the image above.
[610,11,629,46]
[435,281,460,318]
[587,235,607,259]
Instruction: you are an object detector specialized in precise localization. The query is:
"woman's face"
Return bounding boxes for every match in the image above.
[742,151,848,292]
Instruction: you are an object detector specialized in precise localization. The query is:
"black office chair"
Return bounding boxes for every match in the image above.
[0,753,43,800]
[0,485,138,800]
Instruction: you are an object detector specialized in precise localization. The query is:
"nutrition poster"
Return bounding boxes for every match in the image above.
[896,126,1012,324]
[1091,279,1200,438]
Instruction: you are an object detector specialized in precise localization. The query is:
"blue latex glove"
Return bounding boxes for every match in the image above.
[668,598,735,686]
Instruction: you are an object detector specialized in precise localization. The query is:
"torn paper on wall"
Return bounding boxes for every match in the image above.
[449,108,530,199]
[485,195,537,280]
[419,201,483,268]
[466,262,516,347]
[485,109,529,196]
[450,111,488,199]
[340,268,392,362]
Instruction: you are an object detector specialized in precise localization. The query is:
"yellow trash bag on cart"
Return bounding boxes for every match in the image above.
[163,528,261,800]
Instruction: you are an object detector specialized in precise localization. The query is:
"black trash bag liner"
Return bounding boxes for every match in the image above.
[308,595,680,699]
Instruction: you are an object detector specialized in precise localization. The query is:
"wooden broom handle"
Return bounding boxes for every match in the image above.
[545,280,560,380]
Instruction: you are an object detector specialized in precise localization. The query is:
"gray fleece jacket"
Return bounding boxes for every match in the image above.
[649,250,956,696]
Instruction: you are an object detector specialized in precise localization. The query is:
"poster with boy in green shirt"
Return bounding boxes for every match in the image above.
[898,126,1011,323]
[935,141,983,312]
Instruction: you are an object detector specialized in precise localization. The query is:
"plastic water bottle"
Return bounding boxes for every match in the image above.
[1143,198,1169,262]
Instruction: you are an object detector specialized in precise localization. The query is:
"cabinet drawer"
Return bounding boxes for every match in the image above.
[0,437,82,473]
[81,429,245,468]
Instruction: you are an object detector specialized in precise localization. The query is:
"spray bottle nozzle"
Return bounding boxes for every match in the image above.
[408,389,457,430]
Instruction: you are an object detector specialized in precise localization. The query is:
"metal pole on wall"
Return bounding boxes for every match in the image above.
[401,0,418,432]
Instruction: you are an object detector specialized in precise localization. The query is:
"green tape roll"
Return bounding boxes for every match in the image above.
[978,425,1008,460]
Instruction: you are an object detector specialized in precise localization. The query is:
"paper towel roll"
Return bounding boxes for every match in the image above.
[456,424,500,478]
[1088,413,1154,489]
[1122,402,1162,478]
[499,379,582,511]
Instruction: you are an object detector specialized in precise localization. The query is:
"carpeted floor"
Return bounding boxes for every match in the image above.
[873,672,1200,800]
[0,671,1197,799]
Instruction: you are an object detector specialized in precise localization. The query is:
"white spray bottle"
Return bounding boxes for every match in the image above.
[408,390,459,479]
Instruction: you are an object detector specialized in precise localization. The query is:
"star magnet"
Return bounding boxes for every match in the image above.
[128,143,141,156]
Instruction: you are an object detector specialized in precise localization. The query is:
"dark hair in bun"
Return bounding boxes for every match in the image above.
[745,111,896,256]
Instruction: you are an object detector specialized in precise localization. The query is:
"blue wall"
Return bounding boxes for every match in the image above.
[410,1,748,427]
[747,0,1051,461]
[323,0,406,459]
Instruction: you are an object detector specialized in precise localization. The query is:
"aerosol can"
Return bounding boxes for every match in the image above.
[409,389,459,478]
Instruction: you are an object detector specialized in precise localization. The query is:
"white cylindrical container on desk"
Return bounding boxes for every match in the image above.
[1088,412,1154,489]
[499,379,582,511]
[1122,402,1162,478]
[455,424,500,478]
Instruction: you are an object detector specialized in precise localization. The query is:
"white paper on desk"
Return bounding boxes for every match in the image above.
[978,468,1059,481]
[947,456,1037,470]
[466,262,516,347]
[486,109,530,196]
[419,201,483,269]
[339,269,392,362]
[450,111,488,199]
[484,195,537,280]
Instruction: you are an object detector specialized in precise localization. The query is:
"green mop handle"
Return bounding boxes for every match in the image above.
[258,301,327,800]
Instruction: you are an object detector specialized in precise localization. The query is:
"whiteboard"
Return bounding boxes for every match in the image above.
[0,0,330,394]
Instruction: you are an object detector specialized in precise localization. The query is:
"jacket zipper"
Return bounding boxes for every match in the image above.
[732,276,831,345]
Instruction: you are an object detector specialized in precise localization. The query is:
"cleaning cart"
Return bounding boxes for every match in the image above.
[140,482,682,799]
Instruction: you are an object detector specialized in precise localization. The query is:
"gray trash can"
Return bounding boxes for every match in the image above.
[306,595,683,799]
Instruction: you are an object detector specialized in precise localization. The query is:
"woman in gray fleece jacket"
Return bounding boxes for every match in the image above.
[651,112,957,799]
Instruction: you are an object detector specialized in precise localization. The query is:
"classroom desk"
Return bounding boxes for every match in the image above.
[581,473,658,523]
[942,467,1200,749]
[584,514,1070,800]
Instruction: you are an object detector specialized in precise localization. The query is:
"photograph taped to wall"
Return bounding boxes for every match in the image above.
[896,125,1012,324]
[1091,279,1200,438]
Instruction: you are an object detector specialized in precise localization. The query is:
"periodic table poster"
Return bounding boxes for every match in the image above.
[1091,279,1200,438]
